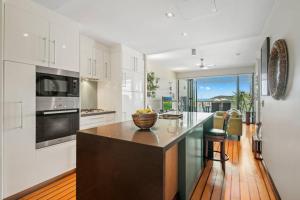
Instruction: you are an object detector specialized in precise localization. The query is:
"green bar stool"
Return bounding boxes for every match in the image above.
[204,128,229,172]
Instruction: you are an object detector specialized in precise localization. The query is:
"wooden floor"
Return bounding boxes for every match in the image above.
[191,124,277,200]
[21,125,276,200]
[20,173,76,200]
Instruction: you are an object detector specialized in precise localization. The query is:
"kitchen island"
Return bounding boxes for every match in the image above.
[77,112,213,200]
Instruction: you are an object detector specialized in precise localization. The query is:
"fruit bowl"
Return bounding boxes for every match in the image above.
[132,112,158,130]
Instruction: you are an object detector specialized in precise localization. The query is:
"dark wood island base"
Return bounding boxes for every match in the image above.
[77,112,213,200]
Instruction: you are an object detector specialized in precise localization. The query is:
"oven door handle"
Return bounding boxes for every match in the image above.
[42,110,78,115]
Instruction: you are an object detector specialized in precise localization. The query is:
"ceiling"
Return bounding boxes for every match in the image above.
[33,0,275,71]
[148,37,262,72]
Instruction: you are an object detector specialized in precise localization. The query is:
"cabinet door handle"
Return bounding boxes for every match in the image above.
[43,109,78,115]
[6,101,23,129]
[135,57,137,72]
[123,72,126,87]
[105,62,108,78]
[89,58,92,75]
[134,57,136,72]
[94,59,97,76]
[19,101,23,129]
[42,37,47,63]
[51,40,56,64]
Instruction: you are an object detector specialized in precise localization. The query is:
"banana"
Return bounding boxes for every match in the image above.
[135,108,154,114]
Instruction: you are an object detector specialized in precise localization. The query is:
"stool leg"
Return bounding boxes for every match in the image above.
[205,139,208,163]
[221,141,225,172]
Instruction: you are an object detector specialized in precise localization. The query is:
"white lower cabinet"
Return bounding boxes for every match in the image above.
[3,61,76,198]
[3,61,36,197]
[80,113,115,130]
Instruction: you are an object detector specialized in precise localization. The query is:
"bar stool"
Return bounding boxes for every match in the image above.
[204,127,229,172]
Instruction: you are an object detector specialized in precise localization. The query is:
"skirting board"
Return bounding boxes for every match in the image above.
[4,168,76,200]
[261,160,282,200]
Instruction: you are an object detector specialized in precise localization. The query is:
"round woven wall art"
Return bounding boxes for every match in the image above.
[268,39,289,100]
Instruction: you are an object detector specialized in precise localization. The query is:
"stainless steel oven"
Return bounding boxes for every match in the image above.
[36,66,80,149]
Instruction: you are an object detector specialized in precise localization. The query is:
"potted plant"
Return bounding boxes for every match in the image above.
[147,72,159,98]
[237,91,254,125]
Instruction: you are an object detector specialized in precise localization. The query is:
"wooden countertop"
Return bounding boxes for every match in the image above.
[78,112,213,150]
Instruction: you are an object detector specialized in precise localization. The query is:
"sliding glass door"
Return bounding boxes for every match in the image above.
[178,74,254,122]
[178,79,197,112]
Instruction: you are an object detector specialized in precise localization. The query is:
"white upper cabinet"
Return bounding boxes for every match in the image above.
[122,52,135,71]
[94,45,104,80]
[80,35,111,81]
[120,46,145,92]
[4,4,49,66]
[80,35,95,78]
[121,47,144,74]
[102,50,111,81]
[49,22,79,72]
[135,55,145,74]
[4,3,80,72]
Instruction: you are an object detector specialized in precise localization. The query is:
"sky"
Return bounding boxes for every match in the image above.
[196,75,252,100]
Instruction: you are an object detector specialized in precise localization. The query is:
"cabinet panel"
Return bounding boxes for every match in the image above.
[4,4,49,66]
[122,71,144,92]
[134,92,145,109]
[122,71,135,92]
[94,46,104,80]
[80,114,116,129]
[122,51,135,71]
[49,22,79,72]
[122,91,144,121]
[80,35,95,78]
[122,91,135,121]
[103,50,111,81]
[134,73,145,92]
[3,61,36,197]
[136,55,145,74]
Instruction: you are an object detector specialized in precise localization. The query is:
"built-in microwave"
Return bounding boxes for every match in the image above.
[36,66,79,97]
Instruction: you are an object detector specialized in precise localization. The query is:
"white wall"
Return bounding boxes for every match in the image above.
[176,66,254,79]
[146,64,177,111]
[147,64,177,97]
[260,0,300,199]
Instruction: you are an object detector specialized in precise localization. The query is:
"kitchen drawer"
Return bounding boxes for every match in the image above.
[80,113,115,129]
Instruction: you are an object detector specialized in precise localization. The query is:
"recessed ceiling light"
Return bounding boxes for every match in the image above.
[165,12,175,18]
[23,33,29,37]
[181,32,188,37]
